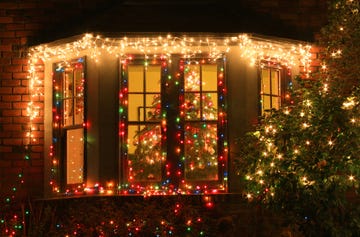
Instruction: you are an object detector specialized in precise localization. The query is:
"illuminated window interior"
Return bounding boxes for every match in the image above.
[53,58,85,186]
[120,57,227,192]
[260,67,281,115]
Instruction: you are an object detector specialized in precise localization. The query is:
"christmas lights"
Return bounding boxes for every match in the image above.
[26,33,312,196]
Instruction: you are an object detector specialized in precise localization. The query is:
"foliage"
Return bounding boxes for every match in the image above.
[239,1,360,236]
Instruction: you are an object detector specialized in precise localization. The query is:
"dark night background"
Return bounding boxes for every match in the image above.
[31,0,328,45]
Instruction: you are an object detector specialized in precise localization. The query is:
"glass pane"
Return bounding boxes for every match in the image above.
[63,98,73,126]
[202,65,217,91]
[184,93,201,120]
[64,70,73,98]
[262,95,271,113]
[128,65,144,92]
[272,96,280,110]
[146,66,161,92]
[185,64,200,91]
[202,93,218,120]
[128,94,144,121]
[184,123,218,181]
[271,70,280,95]
[74,68,84,98]
[74,97,84,125]
[146,94,161,121]
[66,128,84,184]
[128,124,162,181]
[261,69,270,94]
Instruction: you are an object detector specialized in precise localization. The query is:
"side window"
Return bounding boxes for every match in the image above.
[260,66,281,115]
[52,58,86,188]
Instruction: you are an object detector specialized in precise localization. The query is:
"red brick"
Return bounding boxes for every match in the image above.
[0,87,12,94]
[13,116,29,124]
[0,117,12,123]
[0,58,11,65]
[21,94,30,101]
[0,160,11,168]
[13,102,28,109]
[31,159,43,167]
[3,124,22,131]
[15,30,35,37]
[4,65,22,72]
[2,51,20,58]
[2,95,21,101]
[25,23,41,30]
[2,79,21,86]
[0,3,19,9]
[0,73,12,80]
[0,145,12,152]
[0,102,11,109]
[12,58,29,65]
[5,23,25,31]
[3,138,23,146]
[2,38,21,45]
[0,44,12,52]
[2,109,21,117]
[13,87,28,94]
[19,2,38,9]
[31,145,43,153]
[13,72,28,79]
[0,31,15,38]
[0,16,13,23]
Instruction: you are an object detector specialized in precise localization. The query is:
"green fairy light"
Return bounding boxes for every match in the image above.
[24,155,30,160]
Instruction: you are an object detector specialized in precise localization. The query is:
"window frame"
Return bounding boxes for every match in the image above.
[119,55,228,194]
[259,61,291,116]
[51,57,87,192]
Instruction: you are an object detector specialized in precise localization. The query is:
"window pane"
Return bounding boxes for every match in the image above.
[202,93,217,120]
[185,93,201,120]
[184,123,218,181]
[64,70,73,98]
[261,69,270,94]
[128,65,144,92]
[271,70,280,95]
[128,124,162,181]
[185,64,200,91]
[66,128,84,184]
[146,94,161,121]
[202,64,217,91]
[63,98,73,126]
[74,97,84,125]
[128,94,144,121]
[262,95,271,113]
[272,96,280,110]
[146,66,161,92]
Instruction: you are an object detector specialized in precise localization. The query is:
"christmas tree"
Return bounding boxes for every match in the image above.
[130,94,162,181]
[183,64,218,181]
[239,0,360,236]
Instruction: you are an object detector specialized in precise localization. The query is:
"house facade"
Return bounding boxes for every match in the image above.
[26,33,314,197]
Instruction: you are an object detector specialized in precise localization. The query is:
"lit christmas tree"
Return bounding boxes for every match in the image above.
[240,0,360,236]
[183,64,218,181]
[130,94,162,181]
